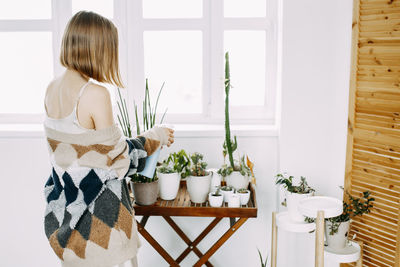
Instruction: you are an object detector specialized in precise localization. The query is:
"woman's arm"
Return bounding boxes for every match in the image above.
[84,83,115,130]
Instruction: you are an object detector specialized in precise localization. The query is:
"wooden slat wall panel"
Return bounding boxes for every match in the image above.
[343,0,400,266]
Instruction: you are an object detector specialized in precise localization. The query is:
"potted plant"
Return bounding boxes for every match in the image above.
[275,173,315,222]
[237,188,250,206]
[117,79,167,206]
[217,52,253,190]
[325,189,374,250]
[220,185,234,203]
[208,188,224,207]
[228,193,240,207]
[186,152,212,204]
[157,149,190,200]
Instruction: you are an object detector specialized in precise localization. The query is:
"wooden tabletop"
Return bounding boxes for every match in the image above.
[131,181,258,218]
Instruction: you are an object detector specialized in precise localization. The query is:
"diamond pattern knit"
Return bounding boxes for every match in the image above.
[43,123,160,267]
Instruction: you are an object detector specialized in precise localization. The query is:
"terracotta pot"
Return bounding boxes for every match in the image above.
[130,180,159,206]
[225,171,250,190]
[325,220,350,250]
[157,172,181,200]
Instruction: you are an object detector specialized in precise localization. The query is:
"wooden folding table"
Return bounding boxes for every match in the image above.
[130,181,258,267]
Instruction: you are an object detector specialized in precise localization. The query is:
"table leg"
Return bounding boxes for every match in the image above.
[193,218,248,267]
[355,241,363,267]
[271,212,277,267]
[136,220,179,267]
[163,216,214,267]
[315,211,325,267]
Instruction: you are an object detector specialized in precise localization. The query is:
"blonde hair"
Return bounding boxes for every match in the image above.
[60,11,124,88]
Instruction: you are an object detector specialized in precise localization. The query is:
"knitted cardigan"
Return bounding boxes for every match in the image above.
[43,123,160,267]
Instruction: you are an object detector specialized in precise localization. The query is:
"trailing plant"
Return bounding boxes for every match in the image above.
[275,173,315,194]
[185,152,209,177]
[326,188,374,235]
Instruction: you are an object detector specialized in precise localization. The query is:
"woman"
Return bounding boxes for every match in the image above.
[43,11,174,267]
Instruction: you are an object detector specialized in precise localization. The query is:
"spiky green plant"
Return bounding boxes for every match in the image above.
[257,249,268,267]
[185,152,208,177]
[224,52,238,169]
[116,79,168,183]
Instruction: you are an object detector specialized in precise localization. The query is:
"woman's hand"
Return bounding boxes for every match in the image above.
[140,125,175,148]
[164,127,174,147]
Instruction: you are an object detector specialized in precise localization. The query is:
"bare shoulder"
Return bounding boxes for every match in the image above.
[85,83,111,101]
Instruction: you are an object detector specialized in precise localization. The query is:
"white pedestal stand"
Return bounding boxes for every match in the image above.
[271,196,362,267]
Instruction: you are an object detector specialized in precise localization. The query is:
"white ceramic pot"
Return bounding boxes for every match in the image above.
[228,193,241,207]
[238,190,250,205]
[220,188,234,203]
[157,172,181,200]
[286,191,314,222]
[208,192,223,207]
[186,172,212,203]
[210,170,222,192]
[325,220,350,250]
[225,171,250,190]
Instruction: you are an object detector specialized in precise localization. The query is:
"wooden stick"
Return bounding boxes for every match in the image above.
[315,211,325,267]
[136,220,179,266]
[193,218,248,267]
[271,212,277,267]
[356,241,364,267]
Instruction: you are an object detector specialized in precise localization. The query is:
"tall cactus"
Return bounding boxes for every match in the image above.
[224,52,238,169]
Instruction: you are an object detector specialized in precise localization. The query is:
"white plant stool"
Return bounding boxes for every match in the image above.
[271,196,361,267]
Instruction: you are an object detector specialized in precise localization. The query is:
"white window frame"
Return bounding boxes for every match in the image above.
[0,0,279,126]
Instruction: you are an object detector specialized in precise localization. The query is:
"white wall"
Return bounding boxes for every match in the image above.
[278,0,353,266]
[0,132,278,267]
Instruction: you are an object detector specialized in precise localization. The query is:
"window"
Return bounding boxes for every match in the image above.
[0,0,278,125]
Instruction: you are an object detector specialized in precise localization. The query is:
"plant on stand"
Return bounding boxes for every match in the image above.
[185,152,212,204]
[157,149,190,200]
[325,188,374,250]
[117,79,167,205]
[275,173,315,222]
[217,51,253,190]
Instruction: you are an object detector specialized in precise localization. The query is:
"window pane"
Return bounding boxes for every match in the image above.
[224,0,266,17]
[143,0,202,18]
[0,0,51,19]
[72,0,114,19]
[224,31,266,106]
[144,31,202,114]
[0,32,53,114]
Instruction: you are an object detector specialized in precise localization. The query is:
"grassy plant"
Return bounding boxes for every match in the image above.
[257,249,268,267]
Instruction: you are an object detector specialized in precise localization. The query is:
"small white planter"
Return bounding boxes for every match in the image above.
[225,171,250,190]
[238,190,250,205]
[210,170,222,192]
[286,191,314,222]
[325,220,350,250]
[186,172,212,203]
[157,172,181,200]
[208,192,223,207]
[220,187,234,203]
[228,193,241,208]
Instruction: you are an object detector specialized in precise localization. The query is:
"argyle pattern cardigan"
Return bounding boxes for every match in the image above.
[43,123,160,267]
